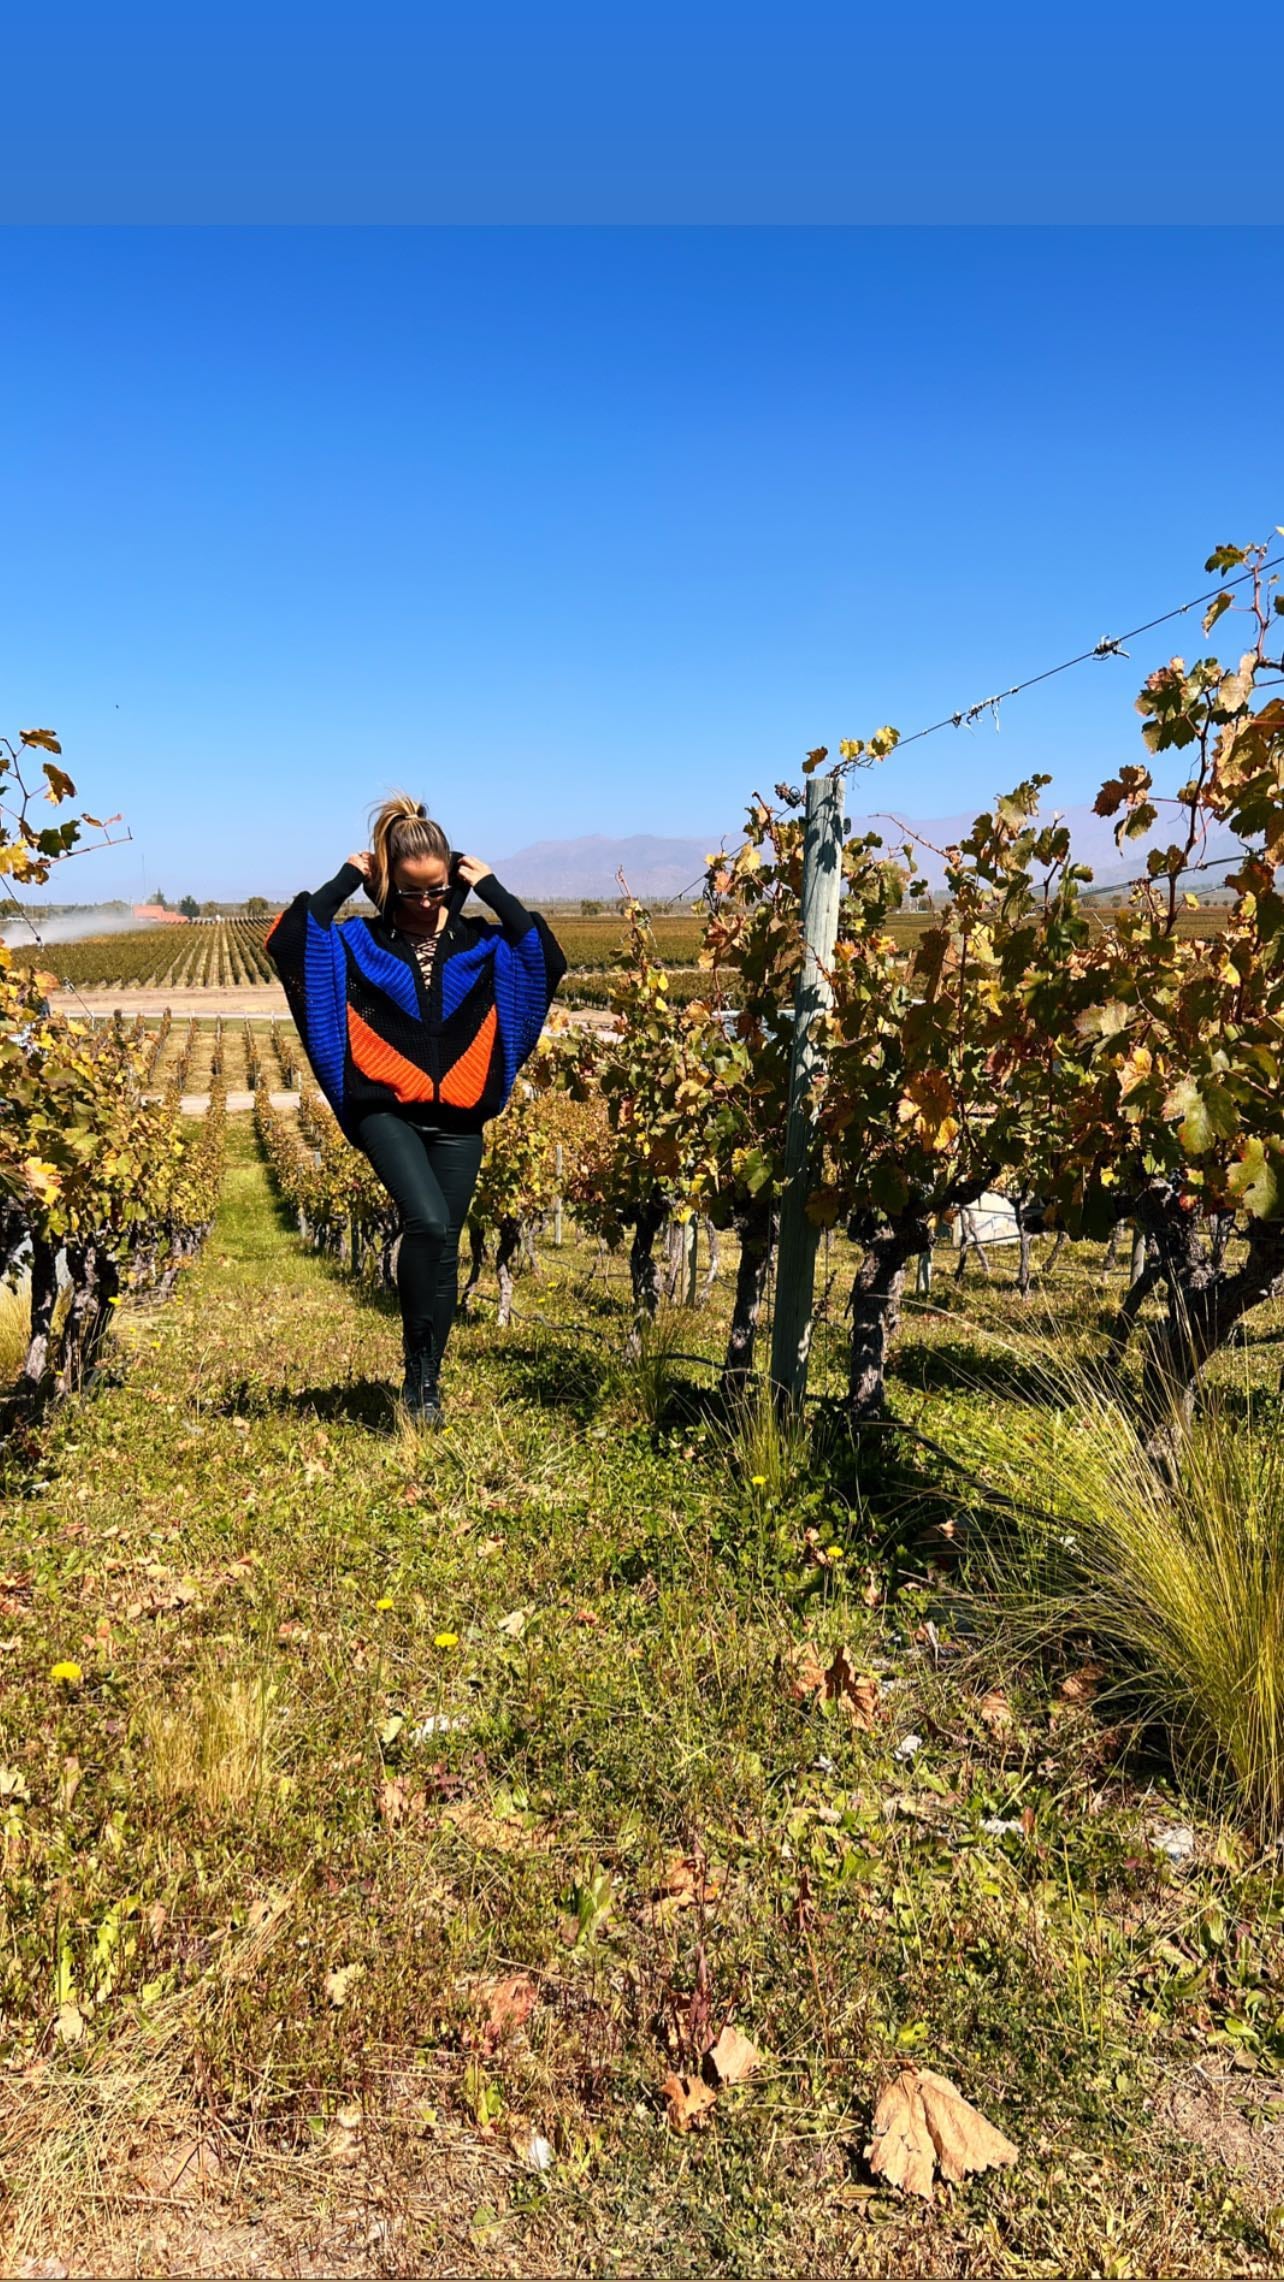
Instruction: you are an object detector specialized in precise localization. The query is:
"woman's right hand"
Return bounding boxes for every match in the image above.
[346,851,374,879]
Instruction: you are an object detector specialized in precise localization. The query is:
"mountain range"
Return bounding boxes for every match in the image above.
[495,806,1245,902]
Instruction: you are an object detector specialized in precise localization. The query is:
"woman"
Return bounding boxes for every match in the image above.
[265,793,567,1425]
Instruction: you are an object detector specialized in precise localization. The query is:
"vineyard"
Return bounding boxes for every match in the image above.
[5,542,1284,2274]
[11,905,1230,1007]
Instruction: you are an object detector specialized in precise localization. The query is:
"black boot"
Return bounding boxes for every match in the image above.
[400,1337,444,1427]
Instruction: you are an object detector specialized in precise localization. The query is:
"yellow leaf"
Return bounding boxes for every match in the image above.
[23,1157,62,1205]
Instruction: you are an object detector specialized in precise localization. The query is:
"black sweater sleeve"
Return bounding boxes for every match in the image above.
[471,870,536,942]
[307,860,365,928]
[472,870,567,991]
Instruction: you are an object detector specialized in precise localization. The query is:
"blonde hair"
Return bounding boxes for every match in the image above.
[366,791,451,913]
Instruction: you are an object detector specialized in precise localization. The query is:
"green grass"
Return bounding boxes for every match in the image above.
[2,1122,1283,2275]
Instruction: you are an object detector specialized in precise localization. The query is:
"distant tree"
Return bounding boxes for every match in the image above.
[150,888,168,908]
[200,899,220,917]
[580,899,604,916]
[178,895,199,919]
[245,895,269,920]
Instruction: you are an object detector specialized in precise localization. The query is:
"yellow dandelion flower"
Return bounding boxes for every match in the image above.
[825,1545,846,1562]
[433,1631,459,1650]
[375,1596,395,1611]
[750,1475,767,1487]
[50,1660,84,1685]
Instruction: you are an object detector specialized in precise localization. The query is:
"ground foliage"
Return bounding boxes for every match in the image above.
[3,1123,1284,2275]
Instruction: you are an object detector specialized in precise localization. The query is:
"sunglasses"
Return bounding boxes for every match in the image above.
[394,882,450,904]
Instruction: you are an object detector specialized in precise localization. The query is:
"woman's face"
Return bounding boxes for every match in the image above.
[391,850,451,930]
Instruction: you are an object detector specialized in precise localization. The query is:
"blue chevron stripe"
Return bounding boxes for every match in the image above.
[303,910,349,1110]
[492,925,549,1101]
[439,932,494,1021]
[342,919,421,1019]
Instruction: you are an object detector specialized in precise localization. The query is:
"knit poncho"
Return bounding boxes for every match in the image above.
[265,861,567,1139]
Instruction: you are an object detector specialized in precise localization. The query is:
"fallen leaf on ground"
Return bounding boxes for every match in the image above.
[443,1801,530,1852]
[865,2066,1018,2200]
[473,1973,539,2052]
[649,1852,724,1923]
[1058,1660,1106,1703]
[783,1642,827,1699]
[825,1647,881,1729]
[978,1688,1013,1736]
[54,2000,84,2046]
[378,1775,412,1827]
[324,1962,364,2008]
[707,2024,762,2085]
[662,2071,717,2132]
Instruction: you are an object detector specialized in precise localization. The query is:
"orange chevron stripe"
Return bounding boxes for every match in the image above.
[347,1005,436,1102]
[439,1003,497,1108]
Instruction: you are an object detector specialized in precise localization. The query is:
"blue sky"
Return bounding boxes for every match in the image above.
[5,1,1273,226]
[1,226,1280,902]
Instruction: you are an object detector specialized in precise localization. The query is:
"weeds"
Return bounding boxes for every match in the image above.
[2,1121,1283,2275]
[960,1358,1284,1835]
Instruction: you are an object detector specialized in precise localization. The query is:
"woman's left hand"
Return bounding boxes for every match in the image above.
[453,853,494,888]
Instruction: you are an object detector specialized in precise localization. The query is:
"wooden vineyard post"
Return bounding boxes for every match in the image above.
[554,1143,564,1248]
[770,768,845,1413]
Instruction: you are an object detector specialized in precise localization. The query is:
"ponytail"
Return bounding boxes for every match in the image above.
[367,792,451,913]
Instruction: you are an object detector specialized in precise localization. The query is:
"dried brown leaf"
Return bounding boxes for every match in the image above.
[378,1775,412,1827]
[474,1972,539,2052]
[649,1852,724,1923]
[662,2070,717,2132]
[978,1688,1014,1737]
[865,2070,936,2198]
[1059,1660,1106,1703]
[916,2066,1019,2184]
[783,1641,827,1699]
[825,1646,881,1729]
[865,2065,1017,2200]
[707,2024,762,2085]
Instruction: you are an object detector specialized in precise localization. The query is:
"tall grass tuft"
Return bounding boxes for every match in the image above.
[139,1670,279,1820]
[0,1281,28,1386]
[615,1303,700,1428]
[721,1373,811,1506]
[960,1364,1284,1835]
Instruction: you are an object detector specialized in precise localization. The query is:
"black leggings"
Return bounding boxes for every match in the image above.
[352,1112,484,1362]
